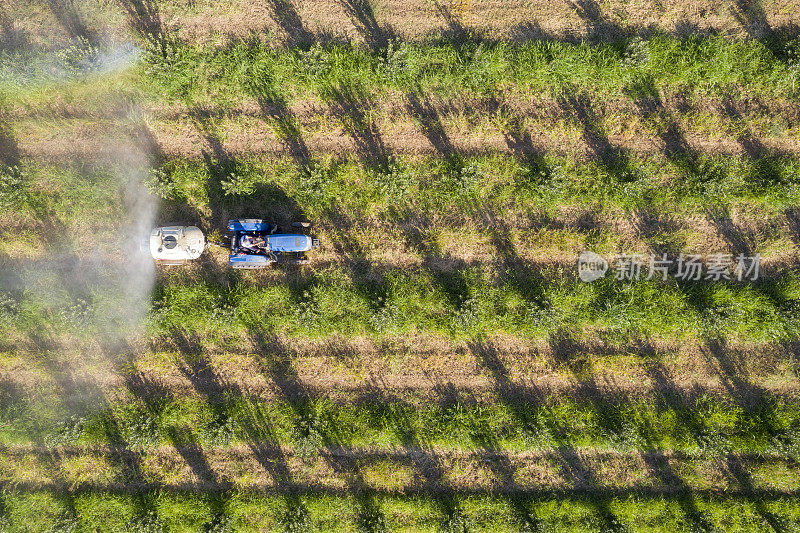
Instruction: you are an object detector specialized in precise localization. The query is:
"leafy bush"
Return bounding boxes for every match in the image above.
[221,172,255,196]
[126,512,166,533]
[144,167,179,200]
[44,416,86,447]
[0,165,27,209]
[279,502,311,533]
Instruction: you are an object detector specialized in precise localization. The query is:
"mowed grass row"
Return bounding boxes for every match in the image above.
[1,446,799,498]
[2,489,798,533]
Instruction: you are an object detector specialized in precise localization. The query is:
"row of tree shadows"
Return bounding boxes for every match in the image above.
[157,60,800,258]
[8,0,799,68]
[3,0,800,530]
[2,323,799,530]
[105,0,800,49]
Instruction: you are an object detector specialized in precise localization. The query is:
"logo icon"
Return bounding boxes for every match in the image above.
[578,251,608,282]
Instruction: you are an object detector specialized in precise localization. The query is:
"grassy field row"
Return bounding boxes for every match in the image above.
[3,381,800,453]
[2,487,798,532]
[135,37,800,104]
[6,34,800,107]
[0,261,797,343]
[5,154,800,255]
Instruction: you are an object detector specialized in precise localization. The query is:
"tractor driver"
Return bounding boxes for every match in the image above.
[239,234,266,253]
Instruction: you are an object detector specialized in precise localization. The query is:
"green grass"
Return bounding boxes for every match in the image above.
[151,152,800,218]
[3,384,799,455]
[141,268,800,342]
[140,35,800,106]
[0,490,798,532]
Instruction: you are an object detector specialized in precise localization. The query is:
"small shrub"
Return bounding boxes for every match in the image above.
[220,172,255,196]
[45,415,86,447]
[144,167,179,200]
[202,414,238,447]
[120,412,160,450]
[0,293,18,327]
[279,502,311,533]
[292,412,325,457]
[126,512,166,533]
[201,514,234,533]
[439,508,472,533]
[0,165,27,209]
[47,511,80,533]
[356,505,387,533]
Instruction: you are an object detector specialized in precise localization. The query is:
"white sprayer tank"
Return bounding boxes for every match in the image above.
[149,226,205,264]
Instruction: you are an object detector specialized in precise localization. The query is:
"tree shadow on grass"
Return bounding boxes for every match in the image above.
[460,341,545,531]
[784,208,800,246]
[703,203,756,257]
[625,73,699,173]
[320,82,390,172]
[189,109,306,231]
[405,87,458,160]
[478,203,548,305]
[431,0,472,42]
[469,337,629,532]
[724,454,787,533]
[338,0,396,51]
[0,11,29,52]
[0,102,20,168]
[630,208,685,256]
[568,0,630,43]
[701,339,783,445]
[557,87,638,186]
[641,451,717,532]
[362,386,467,532]
[730,0,774,41]
[720,95,790,196]
[553,333,726,532]
[244,57,312,172]
[115,0,164,44]
[247,332,391,530]
[264,0,314,47]
[166,335,242,525]
[45,0,98,45]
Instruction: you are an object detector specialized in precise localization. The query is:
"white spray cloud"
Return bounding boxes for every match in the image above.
[1,39,157,355]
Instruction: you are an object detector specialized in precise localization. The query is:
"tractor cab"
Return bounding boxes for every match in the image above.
[227,219,318,269]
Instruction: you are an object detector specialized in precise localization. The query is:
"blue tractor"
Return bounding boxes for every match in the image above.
[226,219,319,269]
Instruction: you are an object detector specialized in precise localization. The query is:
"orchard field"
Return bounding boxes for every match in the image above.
[2,0,800,531]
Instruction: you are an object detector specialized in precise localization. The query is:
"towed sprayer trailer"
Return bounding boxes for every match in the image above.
[147,225,205,265]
